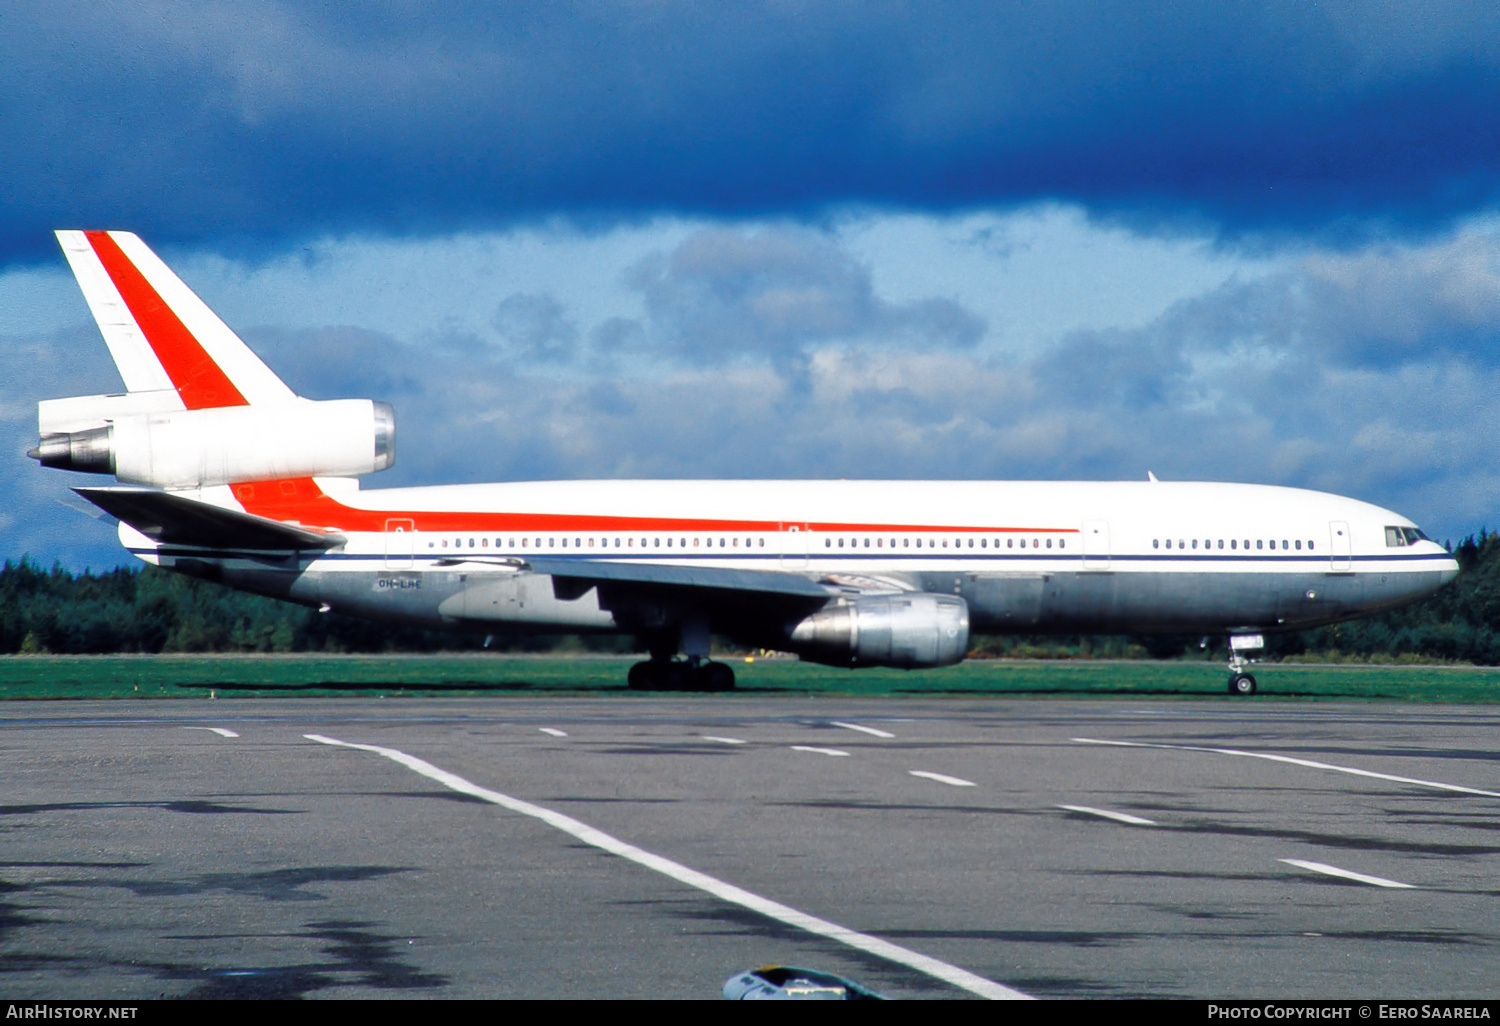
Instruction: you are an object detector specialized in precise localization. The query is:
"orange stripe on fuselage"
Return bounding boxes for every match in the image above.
[85,231,248,410]
[231,478,1079,537]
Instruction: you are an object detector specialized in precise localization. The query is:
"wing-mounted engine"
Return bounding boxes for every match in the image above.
[785,593,970,669]
[30,394,395,489]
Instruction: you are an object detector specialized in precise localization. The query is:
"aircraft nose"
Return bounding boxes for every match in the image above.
[1440,556,1461,586]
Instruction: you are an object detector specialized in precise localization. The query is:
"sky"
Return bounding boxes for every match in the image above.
[4,1,1500,569]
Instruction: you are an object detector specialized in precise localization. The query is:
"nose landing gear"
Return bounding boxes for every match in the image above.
[1226,633,1264,695]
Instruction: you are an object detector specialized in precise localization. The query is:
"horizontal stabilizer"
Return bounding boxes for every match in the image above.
[524,556,831,598]
[74,487,346,551]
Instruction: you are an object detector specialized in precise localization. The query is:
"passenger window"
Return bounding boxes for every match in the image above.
[1007,538,1013,549]
[1217,540,1223,550]
[1282,540,1288,550]
[1308,541,1314,550]
[1154,539,1160,549]
[1295,539,1302,550]
[1230,539,1236,549]
[1046,538,1052,549]
[1257,540,1263,550]
[1192,539,1198,550]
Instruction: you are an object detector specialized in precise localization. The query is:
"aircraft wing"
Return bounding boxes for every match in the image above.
[522,556,832,598]
[74,486,347,550]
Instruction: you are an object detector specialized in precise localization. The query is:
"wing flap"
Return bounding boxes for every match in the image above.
[523,556,830,598]
[74,486,346,550]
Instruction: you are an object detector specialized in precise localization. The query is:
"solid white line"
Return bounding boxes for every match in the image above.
[185,727,239,738]
[538,728,568,737]
[1073,738,1500,798]
[831,721,896,739]
[791,745,851,757]
[1279,859,1417,889]
[910,770,977,787]
[701,736,748,745]
[1058,804,1157,826]
[303,733,1029,1000]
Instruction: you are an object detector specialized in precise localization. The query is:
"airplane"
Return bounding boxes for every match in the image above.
[29,230,1460,695]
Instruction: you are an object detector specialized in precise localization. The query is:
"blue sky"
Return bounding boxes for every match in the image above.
[3,2,1500,568]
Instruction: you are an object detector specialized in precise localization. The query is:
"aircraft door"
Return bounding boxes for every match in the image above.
[1329,521,1351,571]
[384,518,415,569]
[780,523,810,569]
[1082,520,1110,570]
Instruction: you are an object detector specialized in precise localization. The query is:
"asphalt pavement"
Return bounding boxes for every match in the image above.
[2,695,1497,999]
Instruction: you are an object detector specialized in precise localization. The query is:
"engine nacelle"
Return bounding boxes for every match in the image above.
[30,398,395,489]
[786,593,970,669]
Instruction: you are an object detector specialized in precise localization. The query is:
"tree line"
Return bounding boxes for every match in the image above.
[3,533,1498,662]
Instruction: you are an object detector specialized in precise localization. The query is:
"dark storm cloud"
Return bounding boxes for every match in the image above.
[7,1,1500,263]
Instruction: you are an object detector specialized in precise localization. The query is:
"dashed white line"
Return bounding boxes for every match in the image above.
[185,727,239,738]
[538,728,568,738]
[1073,737,1500,798]
[303,733,1029,1000]
[831,721,896,739]
[1058,805,1157,826]
[1279,859,1417,889]
[791,745,851,757]
[702,736,748,745]
[909,770,976,787]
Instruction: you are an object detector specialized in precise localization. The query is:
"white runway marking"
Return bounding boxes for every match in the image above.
[909,770,977,787]
[1058,805,1157,826]
[791,745,851,757]
[831,721,896,739]
[185,727,238,738]
[304,734,1029,1000]
[701,736,747,745]
[538,728,568,737]
[1073,738,1500,798]
[1280,859,1417,889]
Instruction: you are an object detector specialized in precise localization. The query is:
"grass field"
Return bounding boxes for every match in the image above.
[0,654,1497,702]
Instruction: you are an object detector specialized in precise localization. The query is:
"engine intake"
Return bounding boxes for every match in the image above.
[30,398,395,489]
[786,593,970,669]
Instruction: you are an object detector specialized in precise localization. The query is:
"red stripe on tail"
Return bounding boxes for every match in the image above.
[85,231,248,409]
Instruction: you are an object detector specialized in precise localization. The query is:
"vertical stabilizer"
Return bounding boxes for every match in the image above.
[55,230,297,408]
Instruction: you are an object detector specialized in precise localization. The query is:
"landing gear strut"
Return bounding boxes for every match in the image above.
[1226,633,1263,696]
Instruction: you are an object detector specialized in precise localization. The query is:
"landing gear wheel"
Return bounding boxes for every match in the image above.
[1228,672,1257,696]
[661,662,691,691]
[628,662,652,691]
[697,661,736,692]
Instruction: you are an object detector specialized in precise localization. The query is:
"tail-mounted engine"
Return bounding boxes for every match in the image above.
[786,593,970,669]
[30,393,395,489]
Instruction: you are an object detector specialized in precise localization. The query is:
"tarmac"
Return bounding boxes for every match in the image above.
[2,695,1497,999]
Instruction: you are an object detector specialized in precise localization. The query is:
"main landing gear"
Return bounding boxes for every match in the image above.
[1226,633,1264,696]
[628,658,736,692]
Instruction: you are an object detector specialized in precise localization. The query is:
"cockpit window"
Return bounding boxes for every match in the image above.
[1387,526,1428,547]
